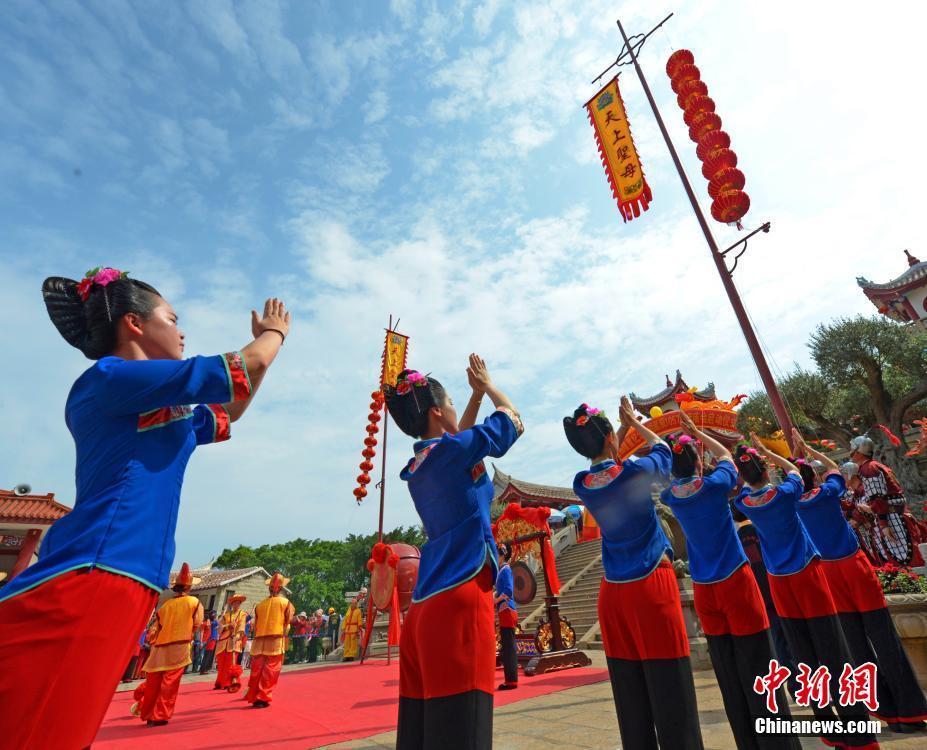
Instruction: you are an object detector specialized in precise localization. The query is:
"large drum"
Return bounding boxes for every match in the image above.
[391,543,420,613]
[511,560,537,605]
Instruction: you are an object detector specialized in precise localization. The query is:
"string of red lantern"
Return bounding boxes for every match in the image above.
[354,390,385,504]
[666,49,750,228]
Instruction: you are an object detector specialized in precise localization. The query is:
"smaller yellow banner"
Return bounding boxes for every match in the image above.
[585,77,652,223]
[380,330,408,388]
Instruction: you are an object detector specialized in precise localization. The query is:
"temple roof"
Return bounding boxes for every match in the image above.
[492,466,578,507]
[169,565,290,594]
[0,490,71,525]
[857,250,927,292]
[629,370,717,411]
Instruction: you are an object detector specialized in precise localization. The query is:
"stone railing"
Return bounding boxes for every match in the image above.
[887,592,927,688]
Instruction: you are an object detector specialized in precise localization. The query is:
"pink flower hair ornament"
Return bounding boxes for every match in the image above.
[395,370,429,396]
[76,266,129,302]
[738,446,761,463]
[576,404,604,427]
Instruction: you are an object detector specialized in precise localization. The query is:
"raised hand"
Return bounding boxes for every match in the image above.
[679,410,698,435]
[466,353,491,394]
[251,297,291,342]
[618,396,636,427]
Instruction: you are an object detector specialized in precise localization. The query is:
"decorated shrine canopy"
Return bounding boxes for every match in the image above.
[585,76,652,223]
[618,406,740,461]
[492,503,561,596]
[857,250,927,327]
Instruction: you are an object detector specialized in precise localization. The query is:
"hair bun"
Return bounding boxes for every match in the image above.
[42,277,88,350]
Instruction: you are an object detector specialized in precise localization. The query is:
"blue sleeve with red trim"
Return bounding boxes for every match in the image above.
[704,459,737,491]
[442,408,524,466]
[778,473,805,505]
[495,565,514,600]
[98,353,251,416]
[192,404,232,445]
[630,442,671,478]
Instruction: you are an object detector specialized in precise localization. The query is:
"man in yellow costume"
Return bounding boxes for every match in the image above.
[135,563,203,726]
[214,593,247,692]
[341,597,363,661]
[246,571,294,708]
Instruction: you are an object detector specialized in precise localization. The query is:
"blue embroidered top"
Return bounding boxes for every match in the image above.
[495,563,517,612]
[572,443,673,583]
[796,472,858,561]
[660,460,747,584]
[734,474,819,576]
[400,408,524,603]
[0,353,250,603]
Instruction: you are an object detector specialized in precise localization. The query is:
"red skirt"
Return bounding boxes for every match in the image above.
[0,568,158,750]
[693,563,769,637]
[821,549,887,614]
[400,566,495,699]
[598,560,689,660]
[768,559,837,620]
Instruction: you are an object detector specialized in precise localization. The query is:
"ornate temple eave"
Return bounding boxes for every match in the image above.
[856,261,927,292]
[630,371,717,411]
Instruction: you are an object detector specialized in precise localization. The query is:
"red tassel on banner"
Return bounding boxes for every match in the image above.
[876,424,902,447]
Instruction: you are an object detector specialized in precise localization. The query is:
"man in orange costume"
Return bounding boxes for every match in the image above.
[341,597,363,661]
[246,571,294,708]
[215,593,247,691]
[135,563,203,726]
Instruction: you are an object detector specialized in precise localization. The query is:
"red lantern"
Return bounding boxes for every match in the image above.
[371,391,384,401]
[369,401,380,411]
[688,111,722,143]
[354,487,367,499]
[665,49,695,78]
[364,436,378,447]
[682,96,715,127]
[711,190,750,225]
[368,411,381,423]
[696,129,731,162]
[701,149,738,180]
[366,424,379,435]
[360,460,374,472]
[676,80,708,110]
[362,448,376,459]
[357,473,371,485]
[707,167,746,199]
[670,63,701,93]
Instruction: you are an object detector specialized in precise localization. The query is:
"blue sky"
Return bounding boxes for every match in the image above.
[1,0,922,570]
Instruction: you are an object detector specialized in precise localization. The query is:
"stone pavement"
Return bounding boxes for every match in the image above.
[322,651,927,750]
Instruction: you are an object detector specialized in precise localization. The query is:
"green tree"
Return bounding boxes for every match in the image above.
[737,315,927,497]
[213,525,426,614]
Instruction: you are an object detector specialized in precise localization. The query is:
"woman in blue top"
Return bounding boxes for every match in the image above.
[0,267,290,750]
[794,430,927,734]
[661,412,799,750]
[734,436,879,749]
[385,355,523,750]
[567,397,704,750]
[494,543,519,691]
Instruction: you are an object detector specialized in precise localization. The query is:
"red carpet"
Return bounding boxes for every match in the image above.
[95,662,608,749]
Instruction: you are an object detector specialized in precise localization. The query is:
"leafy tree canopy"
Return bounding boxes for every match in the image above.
[214,525,426,615]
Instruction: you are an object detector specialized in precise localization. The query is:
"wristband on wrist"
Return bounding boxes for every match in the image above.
[262,328,286,344]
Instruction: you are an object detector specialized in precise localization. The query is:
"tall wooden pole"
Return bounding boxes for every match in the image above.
[616,18,794,447]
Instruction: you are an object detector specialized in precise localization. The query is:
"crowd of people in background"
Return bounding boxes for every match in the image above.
[120,598,361,684]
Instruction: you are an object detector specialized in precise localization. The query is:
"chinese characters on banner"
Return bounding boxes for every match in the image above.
[585,76,652,223]
[753,660,878,713]
[380,330,409,388]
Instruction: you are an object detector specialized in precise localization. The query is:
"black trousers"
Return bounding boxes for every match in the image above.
[499,627,518,685]
[396,691,493,750]
[839,607,927,723]
[606,656,703,750]
[706,632,801,750]
[778,614,878,748]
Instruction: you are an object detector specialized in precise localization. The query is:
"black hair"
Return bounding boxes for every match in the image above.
[729,499,747,523]
[498,543,512,562]
[172,583,187,594]
[734,445,767,486]
[384,369,448,438]
[665,433,700,478]
[43,275,163,360]
[563,404,614,459]
[796,460,815,493]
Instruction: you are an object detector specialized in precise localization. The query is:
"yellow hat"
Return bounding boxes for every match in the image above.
[266,571,290,592]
